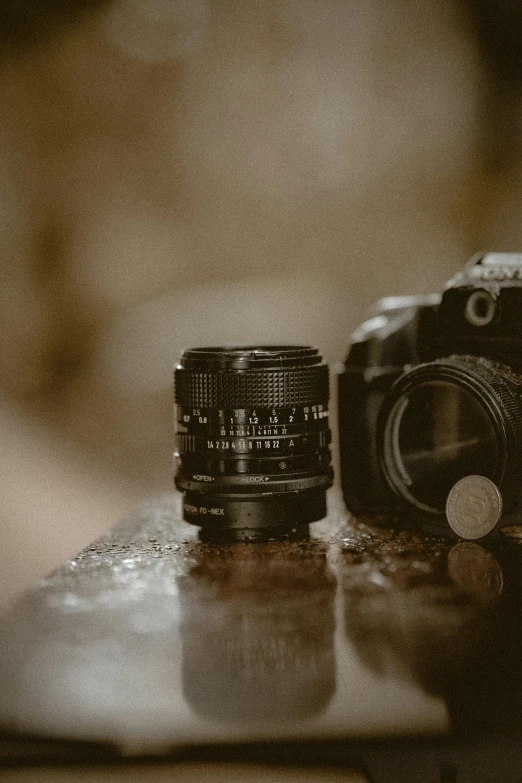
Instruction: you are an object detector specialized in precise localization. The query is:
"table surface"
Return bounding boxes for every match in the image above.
[1,489,522,782]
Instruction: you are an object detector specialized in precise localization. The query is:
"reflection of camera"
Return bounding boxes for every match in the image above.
[338,253,522,520]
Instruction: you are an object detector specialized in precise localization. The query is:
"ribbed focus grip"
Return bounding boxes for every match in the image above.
[433,355,522,442]
[175,364,329,408]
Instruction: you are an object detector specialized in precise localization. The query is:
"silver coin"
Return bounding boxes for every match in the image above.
[446,475,503,540]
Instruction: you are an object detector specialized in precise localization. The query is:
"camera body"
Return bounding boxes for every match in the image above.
[338,253,522,520]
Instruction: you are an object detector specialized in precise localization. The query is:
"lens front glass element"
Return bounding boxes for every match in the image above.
[384,380,498,513]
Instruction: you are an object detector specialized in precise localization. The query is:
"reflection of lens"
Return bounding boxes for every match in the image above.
[179,545,336,724]
[174,346,333,542]
[378,357,522,515]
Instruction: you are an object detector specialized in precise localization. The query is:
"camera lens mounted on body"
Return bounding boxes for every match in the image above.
[338,252,522,535]
[377,356,522,516]
[174,346,333,542]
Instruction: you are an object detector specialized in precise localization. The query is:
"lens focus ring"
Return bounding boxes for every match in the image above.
[175,365,328,408]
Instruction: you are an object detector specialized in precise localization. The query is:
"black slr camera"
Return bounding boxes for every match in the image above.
[338,252,522,522]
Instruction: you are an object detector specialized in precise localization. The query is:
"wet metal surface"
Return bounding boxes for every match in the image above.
[1,489,522,776]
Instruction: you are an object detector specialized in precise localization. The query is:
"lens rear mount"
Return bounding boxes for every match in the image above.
[182,489,327,543]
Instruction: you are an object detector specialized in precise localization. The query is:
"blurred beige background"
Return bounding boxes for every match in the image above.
[1,0,521,601]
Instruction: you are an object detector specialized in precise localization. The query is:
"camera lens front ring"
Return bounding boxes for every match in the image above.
[377,356,522,516]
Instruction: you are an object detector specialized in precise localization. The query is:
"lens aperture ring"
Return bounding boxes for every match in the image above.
[177,449,330,467]
[176,429,330,456]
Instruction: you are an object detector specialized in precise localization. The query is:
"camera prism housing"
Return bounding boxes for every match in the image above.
[339,253,522,523]
[174,346,333,542]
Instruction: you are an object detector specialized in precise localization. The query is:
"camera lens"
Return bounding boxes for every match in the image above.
[174,346,333,542]
[377,357,522,515]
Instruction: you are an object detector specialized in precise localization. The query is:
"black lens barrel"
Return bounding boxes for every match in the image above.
[174,346,333,542]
